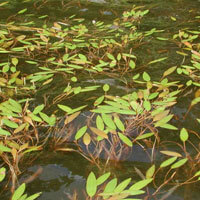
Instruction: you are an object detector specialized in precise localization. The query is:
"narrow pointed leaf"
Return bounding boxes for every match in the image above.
[12,183,26,200]
[97,172,111,186]
[114,178,131,193]
[160,151,182,157]
[129,178,153,190]
[171,158,188,169]
[26,192,42,200]
[146,165,155,178]
[160,157,177,168]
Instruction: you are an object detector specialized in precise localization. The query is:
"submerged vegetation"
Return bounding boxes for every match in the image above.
[0,0,200,199]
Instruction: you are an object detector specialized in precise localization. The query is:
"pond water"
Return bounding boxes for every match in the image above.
[0,0,200,199]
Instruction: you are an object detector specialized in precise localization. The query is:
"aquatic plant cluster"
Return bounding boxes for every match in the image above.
[0,1,200,199]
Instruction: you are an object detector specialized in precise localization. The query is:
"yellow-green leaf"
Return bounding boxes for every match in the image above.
[86,172,97,197]
[118,132,132,147]
[171,158,188,169]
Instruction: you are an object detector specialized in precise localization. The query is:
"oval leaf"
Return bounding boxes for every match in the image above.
[75,126,87,140]
[146,165,155,178]
[90,127,108,139]
[0,144,11,152]
[142,72,151,81]
[96,115,104,131]
[102,114,116,130]
[0,128,11,136]
[180,128,189,142]
[114,178,131,193]
[86,172,97,197]
[118,132,132,147]
[83,133,91,146]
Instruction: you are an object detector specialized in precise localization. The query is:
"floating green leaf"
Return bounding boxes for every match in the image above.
[75,126,87,140]
[103,84,110,92]
[118,132,132,147]
[114,116,125,132]
[160,123,178,130]
[97,172,111,186]
[39,112,50,124]
[102,114,116,130]
[191,97,200,106]
[12,183,26,200]
[146,165,155,178]
[160,157,177,168]
[25,192,42,200]
[57,104,72,113]
[11,58,18,66]
[68,105,87,114]
[171,158,188,169]
[142,72,151,81]
[129,60,135,69]
[136,132,154,140]
[2,119,18,128]
[0,144,11,152]
[143,100,151,111]
[8,99,22,113]
[0,128,11,136]
[33,104,44,115]
[103,178,117,199]
[94,96,104,106]
[180,128,189,142]
[96,115,104,131]
[86,172,97,197]
[114,178,131,193]
[71,76,77,82]
[130,178,153,190]
[155,114,173,127]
